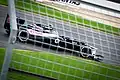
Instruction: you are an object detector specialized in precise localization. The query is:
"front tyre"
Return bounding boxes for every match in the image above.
[54,38,60,44]
[80,47,89,58]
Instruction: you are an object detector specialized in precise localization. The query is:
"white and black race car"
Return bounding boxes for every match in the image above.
[4,15,104,61]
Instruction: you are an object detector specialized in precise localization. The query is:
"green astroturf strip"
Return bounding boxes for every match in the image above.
[77,16,83,24]
[0,0,119,36]
[1,48,120,80]
[84,19,90,26]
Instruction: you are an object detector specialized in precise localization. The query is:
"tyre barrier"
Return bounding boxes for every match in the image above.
[18,30,29,42]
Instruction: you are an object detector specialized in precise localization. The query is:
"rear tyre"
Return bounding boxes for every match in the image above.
[18,30,29,42]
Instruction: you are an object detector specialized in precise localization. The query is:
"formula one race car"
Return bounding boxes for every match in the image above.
[4,15,104,61]
[18,24,104,61]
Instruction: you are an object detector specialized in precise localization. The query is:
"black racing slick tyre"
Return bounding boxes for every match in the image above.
[54,38,60,44]
[18,30,29,42]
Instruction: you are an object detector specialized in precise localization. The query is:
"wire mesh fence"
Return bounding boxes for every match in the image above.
[0,0,120,80]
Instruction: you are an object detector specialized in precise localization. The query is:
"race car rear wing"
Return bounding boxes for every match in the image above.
[4,14,25,29]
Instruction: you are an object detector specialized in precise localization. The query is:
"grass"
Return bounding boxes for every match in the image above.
[0,0,7,6]
[0,48,120,80]
[0,48,40,80]
[0,48,5,71]
[7,70,40,80]
[0,0,119,36]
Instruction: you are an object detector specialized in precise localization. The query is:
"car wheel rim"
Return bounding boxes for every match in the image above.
[81,47,89,58]
[55,38,60,44]
[18,30,29,42]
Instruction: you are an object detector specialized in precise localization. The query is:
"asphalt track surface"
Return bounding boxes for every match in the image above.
[0,5,120,65]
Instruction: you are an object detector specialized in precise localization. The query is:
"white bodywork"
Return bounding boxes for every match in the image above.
[27,29,59,38]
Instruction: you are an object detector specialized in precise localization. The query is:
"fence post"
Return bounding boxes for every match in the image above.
[0,0,17,80]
